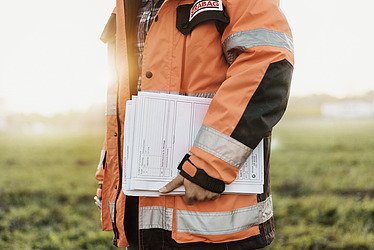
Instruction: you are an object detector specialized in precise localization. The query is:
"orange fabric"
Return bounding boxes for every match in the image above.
[115,193,127,247]
[189,147,239,184]
[182,160,198,177]
[95,168,104,185]
[173,194,259,243]
[140,0,226,95]
[139,196,175,209]
[192,0,294,184]
[110,0,131,247]
[221,0,292,40]
[203,47,294,135]
[98,0,293,247]
[100,174,113,230]
[174,193,258,212]
[98,11,120,232]
[173,225,260,244]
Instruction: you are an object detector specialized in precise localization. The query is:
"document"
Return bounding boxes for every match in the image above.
[122,92,264,196]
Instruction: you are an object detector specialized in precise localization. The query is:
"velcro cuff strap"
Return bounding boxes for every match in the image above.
[178,154,225,194]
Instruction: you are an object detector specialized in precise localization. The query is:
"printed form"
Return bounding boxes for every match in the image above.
[123,92,264,196]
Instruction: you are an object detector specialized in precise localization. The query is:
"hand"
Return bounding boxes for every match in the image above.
[94,186,102,210]
[94,195,102,210]
[159,175,220,205]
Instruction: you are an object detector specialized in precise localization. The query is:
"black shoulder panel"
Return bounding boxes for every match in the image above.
[176,1,229,36]
[230,59,293,149]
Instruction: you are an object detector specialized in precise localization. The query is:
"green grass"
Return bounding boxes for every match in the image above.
[0,133,117,250]
[268,119,374,250]
[0,119,373,249]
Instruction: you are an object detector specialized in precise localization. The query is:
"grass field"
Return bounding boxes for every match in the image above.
[0,118,373,249]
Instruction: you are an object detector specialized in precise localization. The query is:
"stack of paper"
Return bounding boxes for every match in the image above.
[122,92,264,196]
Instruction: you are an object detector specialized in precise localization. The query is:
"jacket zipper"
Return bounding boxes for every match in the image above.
[112,64,123,247]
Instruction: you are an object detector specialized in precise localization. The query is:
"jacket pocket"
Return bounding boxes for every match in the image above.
[172,194,267,244]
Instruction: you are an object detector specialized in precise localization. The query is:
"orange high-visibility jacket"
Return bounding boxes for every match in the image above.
[96,0,294,248]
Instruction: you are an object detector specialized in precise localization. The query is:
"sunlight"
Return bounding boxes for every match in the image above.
[0,0,373,116]
[0,0,114,115]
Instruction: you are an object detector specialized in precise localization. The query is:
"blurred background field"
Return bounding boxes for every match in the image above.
[0,95,373,249]
[1,1,374,248]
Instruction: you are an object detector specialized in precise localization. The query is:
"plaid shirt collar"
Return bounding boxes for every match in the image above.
[136,0,164,91]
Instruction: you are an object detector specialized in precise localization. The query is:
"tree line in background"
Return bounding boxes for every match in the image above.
[1,91,373,134]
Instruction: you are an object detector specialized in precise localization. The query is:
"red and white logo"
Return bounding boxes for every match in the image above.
[189,0,223,21]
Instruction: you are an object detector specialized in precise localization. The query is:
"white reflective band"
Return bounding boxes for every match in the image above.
[223,28,294,64]
[176,196,273,235]
[139,206,173,231]
[193,125,253,168]
[143,90,215,99]
[108,201,115,223]
[97,150,106,170]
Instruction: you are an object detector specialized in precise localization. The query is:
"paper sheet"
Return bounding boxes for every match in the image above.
[122,92,264,196]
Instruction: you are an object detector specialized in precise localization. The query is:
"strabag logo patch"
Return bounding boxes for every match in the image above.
[189,0,223,21]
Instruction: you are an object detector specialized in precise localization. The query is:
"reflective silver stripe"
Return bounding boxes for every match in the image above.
[97,150,106,170]
[143,90,215,99]
[193,125,252,168]
[108,201,115,223]
[176,196,273,235]
[223,28,294,64]
[139,206,173,231]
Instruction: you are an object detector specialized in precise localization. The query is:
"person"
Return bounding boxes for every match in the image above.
[95,0,294,249]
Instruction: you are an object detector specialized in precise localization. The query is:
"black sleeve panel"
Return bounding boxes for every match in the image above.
[230,59,293,149]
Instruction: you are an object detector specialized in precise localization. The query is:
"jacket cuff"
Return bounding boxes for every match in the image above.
[178,154,225,194]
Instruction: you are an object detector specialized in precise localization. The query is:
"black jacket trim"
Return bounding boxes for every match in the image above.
[178,154,225,194]
[176,4,229,36]
[231,59,293,149]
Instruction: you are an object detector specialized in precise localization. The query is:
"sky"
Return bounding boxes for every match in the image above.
[0,0,373,115]
[281,0,374,97]
[0,0,115,115]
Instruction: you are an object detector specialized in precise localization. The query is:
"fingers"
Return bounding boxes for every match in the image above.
[159,175,221,204]
[183,195,194,205]
[94,196,102,210]
[183,192,220,205]
[159,175,184,194]
[210,193,220,200]
[181,178,220,204]
[183,186,197,205]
